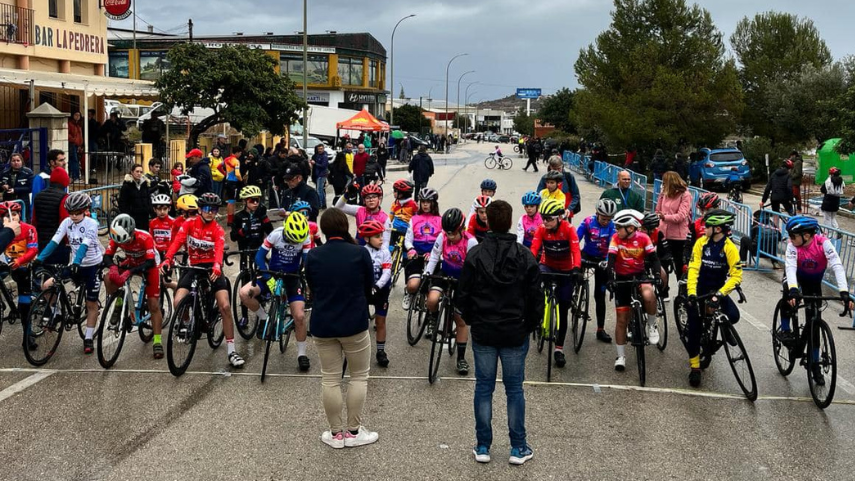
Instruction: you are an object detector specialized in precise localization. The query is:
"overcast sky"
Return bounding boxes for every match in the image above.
[112,0,855,103]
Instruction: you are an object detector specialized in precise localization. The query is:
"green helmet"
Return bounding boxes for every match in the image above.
[703,209,735,227]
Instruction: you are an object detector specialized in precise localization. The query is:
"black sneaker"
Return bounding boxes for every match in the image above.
[298,355,311,372]
[811,363,826,386]
[457,358,469,375]
[83,338,94,355]
[376,350,389,368]
[424,314,436,339]
[689,368,702,387]
[778,330,796,347]
[596,330,612,343]
[553,350,566,368]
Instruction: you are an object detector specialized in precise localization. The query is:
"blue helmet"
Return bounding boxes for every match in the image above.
[521,191,542,206]
[480,179,497,191]
[291,200,311,213]
[785,215,819,235]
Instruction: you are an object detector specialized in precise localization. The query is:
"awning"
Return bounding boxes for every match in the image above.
[336,108,389,132]
[0,67,159,97]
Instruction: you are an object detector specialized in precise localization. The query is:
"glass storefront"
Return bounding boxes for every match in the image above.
[337,57,363,86]
[108,51,129,78]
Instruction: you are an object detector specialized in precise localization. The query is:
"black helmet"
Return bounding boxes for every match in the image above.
[441,208,465,232]
[198,192,221,207]
[642,212,660,230]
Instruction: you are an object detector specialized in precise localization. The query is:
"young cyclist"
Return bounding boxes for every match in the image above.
[466,179,497,223]
[539,171,566,209]
[0,201,38,350]
[467,195,491,243]
[575,199,618,343]
[223,146,243,224]
[530,198,582,368]
[516,191,542,248]
[230,185,273,259]
[402,187,441,311]
[239,212,312,370]
[358,220,393,367]
[103,214,165,359]
[292,200,323,248]
[390,179,418,243]
[34,192,104,354]
[150,194,177,291]
[424,208,478,374]
[607,209,660,371]
[779,215,853,386]
[334,184,391,250]
[172,194,199,239]
[640,212,672,299]
[160,192,245,368]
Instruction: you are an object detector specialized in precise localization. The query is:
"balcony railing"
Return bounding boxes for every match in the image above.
[0,3,34,46]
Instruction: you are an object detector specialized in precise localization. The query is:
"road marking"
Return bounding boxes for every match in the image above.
[0,371,54,403]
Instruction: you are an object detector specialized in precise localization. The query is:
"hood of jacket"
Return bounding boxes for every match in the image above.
[773,167,790,177]
[474,233,526,286]
[124,174,149,187]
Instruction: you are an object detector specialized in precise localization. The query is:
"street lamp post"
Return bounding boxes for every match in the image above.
[389,14,416,126]
[302,0,308,147]
[455,70,475,134]
[465,89,478,133]
[464,81,478,132]
[445,53,468,143]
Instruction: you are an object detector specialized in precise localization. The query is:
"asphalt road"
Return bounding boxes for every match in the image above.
[0,142,854,480]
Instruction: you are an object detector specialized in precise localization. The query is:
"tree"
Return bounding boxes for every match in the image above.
[389,104,424,132]
[453,113,472,131]
[399,86,406,99]
[730,12,832,143]
[156,43,305,147]
[764,64,847,145]
[538,88,576,133]
[513,108,534,136]
[573,0,743,154]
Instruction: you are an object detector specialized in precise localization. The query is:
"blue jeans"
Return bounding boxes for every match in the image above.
[316,176,327,208]
[473,337,529,450]
[68,145,80,180]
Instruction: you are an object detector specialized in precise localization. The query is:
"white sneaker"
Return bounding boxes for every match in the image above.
[402,293,412,311]
[344,426,379,447]
[321,430,344,449]
[614,356,626,371]
[647,323,660,345]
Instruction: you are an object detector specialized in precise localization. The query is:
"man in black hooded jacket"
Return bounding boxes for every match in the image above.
[761,160,794,215]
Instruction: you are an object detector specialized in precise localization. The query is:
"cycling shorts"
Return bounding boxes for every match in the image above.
[367,285,391,317]
[66,265,102,302]
[429,276,458,293]
[123,266,160,298]
[539,264,573,303]
[224,181,240,202]
[614,274,649,308]
[257,274,304,303]
[405,255,427,280]
[177,265,230,294]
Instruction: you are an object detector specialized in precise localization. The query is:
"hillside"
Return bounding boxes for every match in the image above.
[475,93,545,113]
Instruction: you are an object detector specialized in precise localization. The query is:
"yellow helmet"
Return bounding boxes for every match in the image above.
[239,185,263,200]
[539,199,565,217]
[176,194,199,212]
[283,211,309,244]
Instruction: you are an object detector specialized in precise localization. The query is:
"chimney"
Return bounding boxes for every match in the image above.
[147,25,154,33]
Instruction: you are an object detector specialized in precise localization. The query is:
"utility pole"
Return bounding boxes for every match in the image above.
[302,0,308,147]
[132,0,136,51]
[389,14,416,127]
[188,19,193,42]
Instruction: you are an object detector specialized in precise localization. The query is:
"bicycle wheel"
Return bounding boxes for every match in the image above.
[547,301,557,382]
[280,319,293,353]
[673,296,689,347]
[261,309,276,383]
[771,300,796,376]
[632,314,646,387]
[92,208,110,236]
[24,288,63,366]
[537,295,548,353]
[231,271,255,340]
[69,290,86,341]
[160,288,173,330]
[427,301,444,384]
[571,281,589,353]
[390,248,404,289]
[406,291,427,346]
[484,156,497,169]
[207,302,224,349]
[166,296,198,377]
[721,322,758,401]
[137,289,154,344]
[501,158,513,170]
[97,291,128,369]
[807,319,836,409]
[656,295,668,351]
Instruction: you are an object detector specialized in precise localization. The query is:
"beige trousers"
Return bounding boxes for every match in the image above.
[314,330,371,432]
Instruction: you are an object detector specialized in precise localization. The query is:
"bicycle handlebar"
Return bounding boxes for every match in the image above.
[793,295,852,318]
[693,285,747,304]
[223,249,259,266]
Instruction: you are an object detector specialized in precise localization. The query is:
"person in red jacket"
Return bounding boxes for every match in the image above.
[0,201,38,350]
[352,144,370,186]
[529,198,581,369]
[467,195,491,242]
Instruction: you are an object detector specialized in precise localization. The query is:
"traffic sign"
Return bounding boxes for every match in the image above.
[516,88,541,99]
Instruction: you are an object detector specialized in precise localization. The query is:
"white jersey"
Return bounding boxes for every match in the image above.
[365,244,392,289]
[51,216,104,267]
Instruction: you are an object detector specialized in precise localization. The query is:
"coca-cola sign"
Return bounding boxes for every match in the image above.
[103,0,132,20]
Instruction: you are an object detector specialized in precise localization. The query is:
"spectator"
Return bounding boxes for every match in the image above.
[376,143,389,178]
[650,149,668,181]
[171,162,184,196]
[102,111,126,152]
[280,164,320,221]
[67,111,83,181]
[789,150,804,213]
[209,147,225,198]
[740,210,782,270]
[761,160,794,215]
[31,167,70,263]
[536,157,581,217]
[599,170,644,212]
[118,163,153,231]
[32,149,67,198]
[181,148,212,198]
[328,152,352,205]
[672,153,689,182]
[524,138,540,172]
[310,145,330,209]
[244,148,267,193]
[140,111,166,159]
[214,134,229,158]
[458,200,542,465]
[654,171,692,283]
[1,153,34,218]
[363,154,383,186]
[304,208,378,449]
[344,142,355,173]
[86,109,100,156]
[408,145,434,199]
[352,144,369,188]
[821,167,845,230]
[145,158,170,198]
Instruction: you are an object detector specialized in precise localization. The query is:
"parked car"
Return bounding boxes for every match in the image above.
[498,135,510,143]
[290,135,337,158]
[688,148,751,189]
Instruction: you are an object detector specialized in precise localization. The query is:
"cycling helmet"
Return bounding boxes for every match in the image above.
[151,194,172,206]
[419,187,438,201]
[239,185,262,200]
[64,192,92,212]
[784,159,794,169]
[480,179,497,191]
[829,167,841,176]
[361,184,383,198]
[357,219,385,238]
[0,201,22,216]
[198,192,221,207]
[290,200,311,213]
[109,214,136,244]
[521,191,542,206]
[282,211,310,243]
[176,194,199,211]
[642,212,660,230]
[544,170,563,182]
[442,208,465,232]
[703,209,736,228]
[539,199,565,217]
[595,199,618,217]
[613,209,643,228]
[785,215,819,236]
[697,192,720,210]
[474,195,492,209]
[393,179,414,193]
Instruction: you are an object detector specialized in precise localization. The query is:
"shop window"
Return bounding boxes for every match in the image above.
[49,0,58,18]
[73,0,81,23]
[369,60,378,88]
[337,57,363,86]
[280,55,329,85]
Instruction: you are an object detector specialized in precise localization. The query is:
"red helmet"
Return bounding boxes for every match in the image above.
[0,201,22,216]
[829,167,841,176]
[474,195,493,209]
[357,220,385,238]
[697,192,720,210]
[784,159,794,169]
[361,184,383,198]
[393,179,414,193]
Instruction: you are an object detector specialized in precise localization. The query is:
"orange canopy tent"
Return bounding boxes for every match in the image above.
[336,108,390,132]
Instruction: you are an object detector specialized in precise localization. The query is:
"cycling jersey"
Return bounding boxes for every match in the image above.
[425,231,478,279]
[166,216,225,267]
[256,227,311,274]
[366,244,392,289]
[224,154,242,182]
[230,206,273,250]
[575,214,615,258]
[608,231,654,277]
[539,188,566,207]
[149,215,175,253]
[516,213,543,248]
[785,234,848,291]
[334,196,391,249]
[105,229,158,268]
[687,235,742,296]
[308,221,321,249]
[467,214,489,243]
[50,216,103,267]
[391,198,418,224]
[530,220,581,272]
[5,222,37,267]
[405,213,442,255]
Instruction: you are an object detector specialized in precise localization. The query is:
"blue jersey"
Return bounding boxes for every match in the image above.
[256,227,311,274]
[575,215,615,259]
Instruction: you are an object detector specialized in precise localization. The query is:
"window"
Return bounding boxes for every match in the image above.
[73,0,81,22]
[337,57,363,86]
[280,55,329,85]
[49,0,58,18]
[369,60,378,88]
[139,51,170,81]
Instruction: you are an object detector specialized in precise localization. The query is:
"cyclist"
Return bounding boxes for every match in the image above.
[390,179,418,246]
[466,179,497,225]
[492,145,503,160]
[149,193,176,290]
[172,194,199,239]
[34,192,104,354]
[239,212,312,371]
[685,210,743,387]
[778,215,852,386]
[359,220,392,367]
[640,212,672,300]
[529,198,582,368]
[402,187,441,311]
[424,208,478,374]
[607,209,660,371]
[230,185,273,259]
[160,192,245,368]
[575,199,618,343]
[467,195,491,243]
[0,201,38,350]
[539,171,566,210]
[103,214,164,359]
[334,184,391,249]
[292,201,323,248]
[516,191,542,248]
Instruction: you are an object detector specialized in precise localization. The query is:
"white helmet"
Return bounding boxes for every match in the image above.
[151,193,172,206]
[109,214,136,244]
[613,209,643,228]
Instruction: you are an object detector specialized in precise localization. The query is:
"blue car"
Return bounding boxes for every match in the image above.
[689,148,751,190]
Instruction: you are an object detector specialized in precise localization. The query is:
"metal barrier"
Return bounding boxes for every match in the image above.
[593,161,648,207]
[74,184,121,234]
[651,178,752,242]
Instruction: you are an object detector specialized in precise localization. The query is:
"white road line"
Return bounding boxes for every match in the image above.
[0,371,54,403]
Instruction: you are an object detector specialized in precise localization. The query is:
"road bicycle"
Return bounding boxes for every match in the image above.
[536,271,574,382]
[609,277,659,387]
[569,260,596,353]
[254,270,302,383]
[24,264,93,366]
[224,249,260,340]
[772,295,848,408]
[484,153,513,170]
[424,275,459,385]
[405,257,430,346]
[92,193,120,237]
[389,223,408,288]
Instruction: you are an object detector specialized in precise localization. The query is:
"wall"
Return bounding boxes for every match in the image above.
[29,0,109,68]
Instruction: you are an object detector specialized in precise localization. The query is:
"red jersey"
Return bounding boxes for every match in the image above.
[608,231,655,276]
[467,213,489,242]
[5,222,38,267]
[166,216,225,267]
[308,221,321,249]
[105,229,157,268]
[149,215,176,252]
[530,221,581,272]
